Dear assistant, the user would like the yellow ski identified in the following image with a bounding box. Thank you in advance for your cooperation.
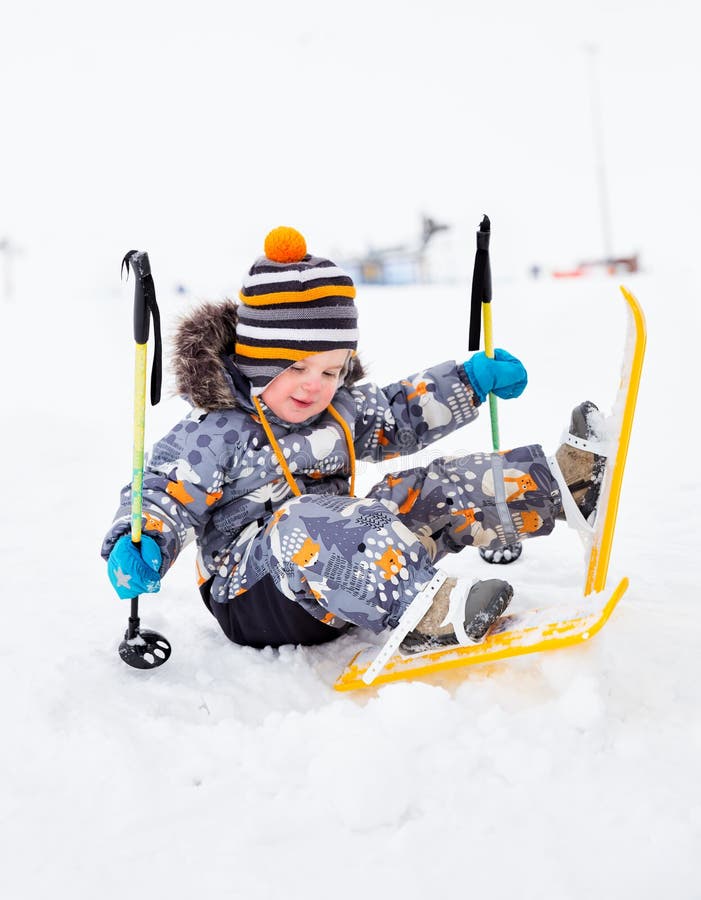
[335,286,646,692]
[585,286,646,595]
[335,579,629,691]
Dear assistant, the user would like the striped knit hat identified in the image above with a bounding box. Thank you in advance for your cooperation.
[235,227,359,396]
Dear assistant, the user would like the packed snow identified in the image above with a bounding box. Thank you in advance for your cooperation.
[1,268,699,899]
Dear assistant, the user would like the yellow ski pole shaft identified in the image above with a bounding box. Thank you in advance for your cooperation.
[131,342,148,546]
[127,262,151,639]
[482,300,500,451]
[124,341,148,639]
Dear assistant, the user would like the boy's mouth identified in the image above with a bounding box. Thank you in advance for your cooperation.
[291,397,314,409]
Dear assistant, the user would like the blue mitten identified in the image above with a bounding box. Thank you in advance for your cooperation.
[464,349,528,402]
[107,534,162,599]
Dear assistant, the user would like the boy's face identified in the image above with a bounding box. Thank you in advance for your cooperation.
[261,349,349,424]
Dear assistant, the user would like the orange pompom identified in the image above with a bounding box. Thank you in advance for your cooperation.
[264,226,307,263]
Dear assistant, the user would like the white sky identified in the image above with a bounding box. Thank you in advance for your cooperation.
[2,0,699,300]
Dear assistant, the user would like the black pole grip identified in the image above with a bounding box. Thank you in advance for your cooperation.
[468,214,492,351]
[126,251,152,344]
[121,249,162,405]
[476,214,492,304]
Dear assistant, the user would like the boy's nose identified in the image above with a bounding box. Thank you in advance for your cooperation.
[302,374,321,392]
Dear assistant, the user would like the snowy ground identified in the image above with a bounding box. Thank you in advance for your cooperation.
[2,269,700,899]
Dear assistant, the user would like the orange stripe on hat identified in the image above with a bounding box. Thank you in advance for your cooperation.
[238,284,356,306]
[234,344,315,361]
[235,343,358,361]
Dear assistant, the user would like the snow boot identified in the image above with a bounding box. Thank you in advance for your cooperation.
[555,401,607,522]
[400,577,513,655]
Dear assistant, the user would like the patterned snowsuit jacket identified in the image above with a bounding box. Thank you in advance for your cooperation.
[101,301,481,609]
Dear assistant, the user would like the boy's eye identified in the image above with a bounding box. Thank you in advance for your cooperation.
[289,365,340,378]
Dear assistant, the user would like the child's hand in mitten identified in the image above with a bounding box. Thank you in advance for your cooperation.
[463,349,527,402]
[107,534,162,599]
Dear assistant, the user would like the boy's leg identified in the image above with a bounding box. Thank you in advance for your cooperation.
[365,444,562,562]
[199,573,351,648]
[238,494,439,634]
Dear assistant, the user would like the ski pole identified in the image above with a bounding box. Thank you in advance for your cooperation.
[468,215,522,564]
[468,215,500,448]
[118,250,171,669]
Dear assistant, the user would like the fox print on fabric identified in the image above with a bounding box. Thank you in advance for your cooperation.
[374,546,405,580]
[291,536,321,568]
[504,473,539,502]
[514,509,543,534]
[451,507,479,532]
[401,375,452,428]
[482,467,538,502]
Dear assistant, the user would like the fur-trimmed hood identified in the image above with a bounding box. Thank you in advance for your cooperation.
[171,300,365,412]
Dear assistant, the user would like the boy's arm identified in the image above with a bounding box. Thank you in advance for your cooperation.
[351,359,480,462]
[101,411,246,574]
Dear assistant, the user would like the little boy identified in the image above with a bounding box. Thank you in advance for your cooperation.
[102,227,605,654]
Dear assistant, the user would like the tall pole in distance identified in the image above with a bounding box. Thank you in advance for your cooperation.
[584,44,614,264]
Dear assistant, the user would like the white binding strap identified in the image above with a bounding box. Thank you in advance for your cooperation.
[560,430,610,457]
[440,580,476,645]
[362,571,449,685]
[547,455,594,534]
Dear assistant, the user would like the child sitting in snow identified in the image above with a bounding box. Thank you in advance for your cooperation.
[102,227,605,654]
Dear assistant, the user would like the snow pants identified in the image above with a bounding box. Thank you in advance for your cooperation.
[203,444,562,645]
